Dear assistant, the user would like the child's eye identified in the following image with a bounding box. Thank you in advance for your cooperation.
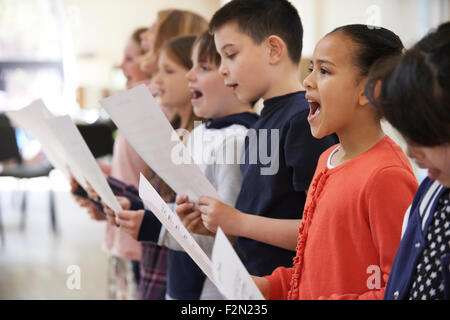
[165,68,174,74]
[320,68,330,75]
[200,64,211,72]
[307,67,313,73]
[226,53,236,60]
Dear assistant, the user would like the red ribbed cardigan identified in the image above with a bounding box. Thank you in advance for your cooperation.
[266,137,418,300]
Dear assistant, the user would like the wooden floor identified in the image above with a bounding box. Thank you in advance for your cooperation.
[0,175,108,299]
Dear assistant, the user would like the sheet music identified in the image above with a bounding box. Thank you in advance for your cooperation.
[5,100,86,188]
[138,173,217,286]
[43,115,121,212]
[101,84,220,203]
[212,228,265,300]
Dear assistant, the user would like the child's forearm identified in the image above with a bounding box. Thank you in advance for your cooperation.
[234,213,301,251]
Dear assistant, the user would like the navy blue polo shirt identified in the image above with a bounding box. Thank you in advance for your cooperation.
[234,91,339,276]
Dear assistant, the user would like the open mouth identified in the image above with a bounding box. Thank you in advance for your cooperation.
[307,99,321,122]
[191,90,203,100]
[153,88,164,98]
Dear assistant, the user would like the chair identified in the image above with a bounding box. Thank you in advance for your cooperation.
[0,114,57,246]
[76,120,116,159]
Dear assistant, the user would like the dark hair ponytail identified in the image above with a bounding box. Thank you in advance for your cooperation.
[366,22,450,146]
[329,24,404,77]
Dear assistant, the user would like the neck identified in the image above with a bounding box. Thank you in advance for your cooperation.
[212,101,252,120]
[176,102,193,129]
[334,114,385,166]
[263,63,304,100]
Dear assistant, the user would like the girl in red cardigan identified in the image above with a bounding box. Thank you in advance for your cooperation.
[253,24,419,300]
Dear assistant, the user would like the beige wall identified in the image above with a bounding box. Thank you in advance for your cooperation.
[61,0,220,107]
[292,0,449,56]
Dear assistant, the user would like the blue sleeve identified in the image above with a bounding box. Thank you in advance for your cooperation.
[137,210,162,243]
[283,110,338,191]
[129,198,144,211]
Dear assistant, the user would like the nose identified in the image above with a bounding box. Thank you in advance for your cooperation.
[140,29,149,42]
[303,71,315,90]
[119,58,126,71]
[219,61,229,78]
[153,72,162,85]
[185,68,196,82]
[406,144,424,161]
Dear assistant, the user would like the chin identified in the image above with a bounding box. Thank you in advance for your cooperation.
[238,92,259,105]
[193,106,206,119]
[310,127,324,139]
[438,176,450,188]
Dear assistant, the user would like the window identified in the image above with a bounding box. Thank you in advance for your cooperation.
[0,0,77,114]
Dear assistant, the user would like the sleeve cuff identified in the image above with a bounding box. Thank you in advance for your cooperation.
[129,198,144,211]
[264,266,293,300]
[137,210,162,242]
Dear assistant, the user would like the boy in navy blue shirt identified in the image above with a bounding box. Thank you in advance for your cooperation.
[177,0,338,277]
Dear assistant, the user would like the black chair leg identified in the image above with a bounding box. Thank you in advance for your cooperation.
[49,189,57,234]
[20,190,27,231]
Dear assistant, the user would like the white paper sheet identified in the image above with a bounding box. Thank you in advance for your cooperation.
[212,228,265,300]
[138,173,216,285]
[43,115,121,212]
[101,84,220,203]
[5,100,85,188]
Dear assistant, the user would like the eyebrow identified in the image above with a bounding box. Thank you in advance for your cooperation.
[220,43,234,51]
[312,59,336,67]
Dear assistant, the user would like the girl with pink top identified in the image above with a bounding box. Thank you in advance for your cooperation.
[72,10,208,300]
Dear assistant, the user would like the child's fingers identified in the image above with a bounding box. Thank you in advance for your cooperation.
[116,196,131,210]
[115,210,133,221]
[185,216,203,233]
[69,175,79,192]
[85,181,99,199]
[176,202,195,216]
[101,200,109,210]
[182,210,201,226]
[103,206,115,217]
[201,212,209,223]
[116,218,133,229]
[201,213,217,233]
[176,195,188,205]
[197,196,213,206]
[198,204,212,215]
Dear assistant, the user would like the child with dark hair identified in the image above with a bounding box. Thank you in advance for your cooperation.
[365,22,450,300]
[254,24,419,300]
[113,32,258,300]
[110,34,205,300]
[189,0,338,278]
[173,30,258,299]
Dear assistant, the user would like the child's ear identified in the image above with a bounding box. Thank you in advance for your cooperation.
[266,35,286,65]
[358,78,370,107]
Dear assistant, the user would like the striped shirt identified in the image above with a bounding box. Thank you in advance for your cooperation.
[385,178,450,300]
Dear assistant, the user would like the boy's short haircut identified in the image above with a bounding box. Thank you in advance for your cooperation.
[209,0,303,64]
